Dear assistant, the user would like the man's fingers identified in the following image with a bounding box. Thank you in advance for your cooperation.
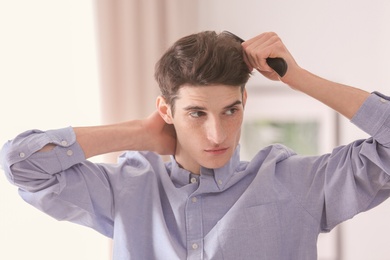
[242,32,284,72]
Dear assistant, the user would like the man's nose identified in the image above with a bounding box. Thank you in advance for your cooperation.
[206,117,227,145]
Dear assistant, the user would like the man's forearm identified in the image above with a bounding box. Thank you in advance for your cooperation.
[73,120,145,159]
[284,67,370,120]
[39,111,176,159]
[39,121,144,159]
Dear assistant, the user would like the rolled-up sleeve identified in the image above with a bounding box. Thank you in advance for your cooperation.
[351,91,390,147]
[2,127,85,186]
[0,127,114,237]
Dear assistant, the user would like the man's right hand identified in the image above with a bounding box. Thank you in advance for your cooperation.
[143,111,176,156]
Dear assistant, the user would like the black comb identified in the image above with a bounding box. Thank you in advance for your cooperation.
[223,31,288,77]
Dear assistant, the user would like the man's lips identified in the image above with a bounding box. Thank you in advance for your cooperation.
[204,147,229,155]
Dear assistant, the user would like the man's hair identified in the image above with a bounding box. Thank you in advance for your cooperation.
[154,31,251,112]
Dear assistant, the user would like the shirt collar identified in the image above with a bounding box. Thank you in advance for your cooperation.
[169,157,192,187]
[211,145,241,190]
[169,145,241,189]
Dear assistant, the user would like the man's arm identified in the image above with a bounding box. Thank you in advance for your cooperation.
[242,32,370,119]
[285,68,369,120]
[0,110,176,235]
[242,33,390,232]
[40,111,176,158]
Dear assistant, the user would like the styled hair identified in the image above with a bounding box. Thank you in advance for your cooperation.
[154,31,251,111]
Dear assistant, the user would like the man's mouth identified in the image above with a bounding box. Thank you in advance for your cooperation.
[204,147,229,155]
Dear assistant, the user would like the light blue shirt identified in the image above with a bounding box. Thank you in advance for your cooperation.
[2,92,390,259]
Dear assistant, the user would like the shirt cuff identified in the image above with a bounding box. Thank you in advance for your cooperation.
[351,91,390,147]
[3,127,86,171]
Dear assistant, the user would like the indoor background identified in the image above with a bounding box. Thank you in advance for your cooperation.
[1,1,389,259]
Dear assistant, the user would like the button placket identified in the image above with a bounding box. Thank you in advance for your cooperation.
[185,194,203,259]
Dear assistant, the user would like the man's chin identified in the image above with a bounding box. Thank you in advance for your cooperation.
[200,157,231,170]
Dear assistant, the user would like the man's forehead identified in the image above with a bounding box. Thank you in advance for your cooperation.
[177,84,242,97]
[175,84,243,108]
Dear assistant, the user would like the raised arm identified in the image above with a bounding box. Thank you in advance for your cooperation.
[242,32,370,119]
[40,110,176,158]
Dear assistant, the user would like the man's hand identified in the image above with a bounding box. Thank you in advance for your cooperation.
[242,32,299,83]
[143,111,176,155]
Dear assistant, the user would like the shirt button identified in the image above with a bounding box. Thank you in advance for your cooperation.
[66,150,73,156]
[218,179,223,185]
[19,152,25,158]
[191,197,197,203]
[192,243,198,250]
[380,97,387,103]
[190,177,197,184]
[61,140,68,146]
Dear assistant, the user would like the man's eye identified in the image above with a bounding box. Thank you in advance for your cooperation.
[189,111,205,118]
[225,108,238,116]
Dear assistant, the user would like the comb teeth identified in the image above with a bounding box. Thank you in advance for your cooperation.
[222,31,245,43]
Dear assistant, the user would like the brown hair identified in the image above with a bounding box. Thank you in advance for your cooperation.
[154,31,251,112]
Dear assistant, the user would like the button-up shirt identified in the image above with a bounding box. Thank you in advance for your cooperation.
[2,92,390,259]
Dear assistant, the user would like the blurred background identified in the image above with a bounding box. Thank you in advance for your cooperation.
[1,0,390,259]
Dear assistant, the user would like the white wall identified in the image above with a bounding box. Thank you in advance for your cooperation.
[0,1,109,259]
[197,0,390,259]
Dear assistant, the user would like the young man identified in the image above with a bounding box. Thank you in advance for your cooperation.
[1,31,390,259]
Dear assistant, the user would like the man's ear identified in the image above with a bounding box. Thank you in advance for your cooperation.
[156,96,173,124]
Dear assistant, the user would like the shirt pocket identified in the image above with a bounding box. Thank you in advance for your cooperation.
[215,203,282,259]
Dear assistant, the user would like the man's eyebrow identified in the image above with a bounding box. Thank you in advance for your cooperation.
[183,105,206,111]
[183,100,242,111]
[224,100,242,109]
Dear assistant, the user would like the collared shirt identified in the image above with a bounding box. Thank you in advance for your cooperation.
[2,92,390,259]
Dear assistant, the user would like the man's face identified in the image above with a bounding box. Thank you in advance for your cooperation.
[166,84,246,174]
